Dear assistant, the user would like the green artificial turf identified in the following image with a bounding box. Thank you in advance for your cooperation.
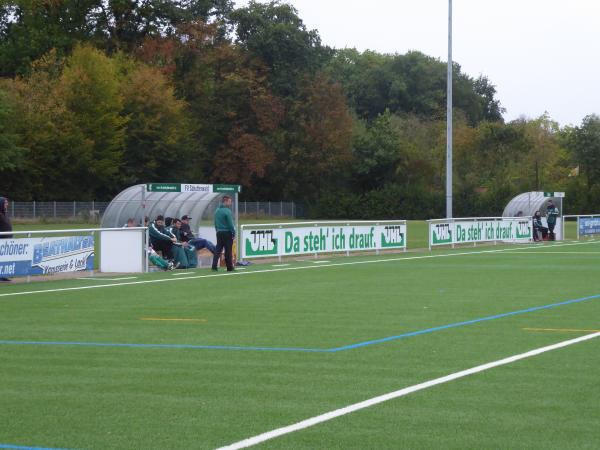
[1,240,599,449]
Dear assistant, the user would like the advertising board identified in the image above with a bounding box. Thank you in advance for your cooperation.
[429,218,532,247]
[242,222,406,258]
[0,235,94,277]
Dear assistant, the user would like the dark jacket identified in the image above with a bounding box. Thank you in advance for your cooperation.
[149,221,173,244]
[546,205,559,225]
[180,222,194,242]
[0,197,12,239]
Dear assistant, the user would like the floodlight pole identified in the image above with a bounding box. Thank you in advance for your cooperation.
[446,0,453,219]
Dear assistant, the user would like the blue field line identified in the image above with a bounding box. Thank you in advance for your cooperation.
[1,293,599,354]
[0,445,71,450]
[0,340,330,353]
[330,293,600,352]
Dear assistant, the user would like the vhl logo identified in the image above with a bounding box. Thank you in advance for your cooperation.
[245,230,278,256]
[516,221,531,239]
[381,225,404,247]
[433,223,452,243]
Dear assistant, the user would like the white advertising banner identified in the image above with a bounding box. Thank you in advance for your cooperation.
[0,235,94,277]
[242,222,406,258]
[429,218,532,247]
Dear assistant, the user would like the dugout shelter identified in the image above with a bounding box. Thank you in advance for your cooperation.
[101,183,241,243]
[502,191,564,240]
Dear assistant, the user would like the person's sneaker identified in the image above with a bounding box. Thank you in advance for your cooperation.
[167,261,175,271]
[173,262,181,269]
[211,267,218,272]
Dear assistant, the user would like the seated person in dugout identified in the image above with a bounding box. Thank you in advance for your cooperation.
[166,218,198,269]
[532,211,548,241]
[148,244,176,271]
[180,214,217,255]
[149,215,176,260]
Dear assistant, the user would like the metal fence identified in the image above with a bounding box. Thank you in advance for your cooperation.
[10,201,110,220]
[9,201,303,220]
[239,201,304,218]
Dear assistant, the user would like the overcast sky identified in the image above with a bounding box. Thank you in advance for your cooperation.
[235,0,600,126]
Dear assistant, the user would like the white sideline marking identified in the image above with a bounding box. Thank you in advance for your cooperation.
[0,240,597,299]
[310,260,330,264]
[171,272,197,276]
[77,277,138,281]
[216,332,600,450]
[503,251,600,255]
[272,264,290,267]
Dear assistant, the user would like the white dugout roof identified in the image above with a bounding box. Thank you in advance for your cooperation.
[502,192,563,218]
[101,184,226,230]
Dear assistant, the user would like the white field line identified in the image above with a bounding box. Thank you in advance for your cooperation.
[171,272,197,276]
[216,331,600,450]
[1,240,597,299]
[502,251,600,255]
[77,277,138,281]
[271,264,290,267]
[310,260,331,264]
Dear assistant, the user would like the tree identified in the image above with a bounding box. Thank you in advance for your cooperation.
[564,114,600,211]
[230,0,330,96]
[326,49,504,125]
[0,88,22,172]
[0,0,101,76]
[1,62,93,199]
[60,44,127,197]
[0,0,234,76]
[351,110,402,191]
[275,73,353,203]
[119,62,195,183]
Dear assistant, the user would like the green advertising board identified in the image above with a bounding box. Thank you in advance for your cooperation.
[146,183,241,193]
[146,183,182,193]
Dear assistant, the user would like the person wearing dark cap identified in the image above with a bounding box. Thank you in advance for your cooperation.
[546,200,560,241]
[212,195,235,271]
[0,197,13,282]
[180,214,216,255]
[180,215,194,242]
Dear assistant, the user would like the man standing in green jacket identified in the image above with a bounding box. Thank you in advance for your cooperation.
[546,200,560,241]
[212,195,236,272]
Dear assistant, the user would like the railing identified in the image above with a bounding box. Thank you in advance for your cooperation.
[427,217,533,250]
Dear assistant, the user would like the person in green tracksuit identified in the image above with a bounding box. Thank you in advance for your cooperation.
[169,219,198,268]
[546,200,560,241]
[149,215,176,260]
[212,195,235,271]
[164,219,191,269]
